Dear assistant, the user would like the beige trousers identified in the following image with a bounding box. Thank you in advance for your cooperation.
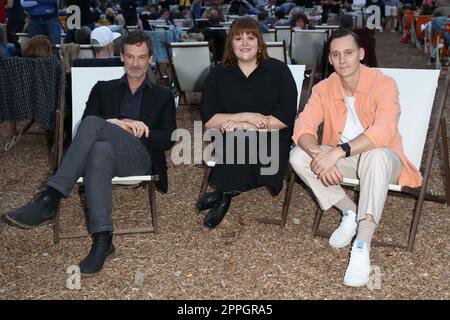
[289,145,403,225]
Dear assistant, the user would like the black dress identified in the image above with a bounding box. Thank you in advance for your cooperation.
[200,58,297,196]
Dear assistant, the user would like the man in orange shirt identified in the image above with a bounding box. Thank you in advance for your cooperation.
[290,29,421,287]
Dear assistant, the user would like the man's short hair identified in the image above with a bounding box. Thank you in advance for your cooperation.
[328,29,362,52]
[120,30,153,56]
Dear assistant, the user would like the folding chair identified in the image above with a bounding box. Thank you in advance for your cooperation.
[414,15,434,49]
[148,20,168,30]
[166,41,212,106]
[266,41,287,64]
[314,24,339,38]
[226,15,240,23]
[196,65,309,226]
[274,26,291,49]
[55,44,95,59]
[290,29,328,68]
[53,66,159,243]
[208,26,230,35]
[262,29,276,43]
[15,32,30,51]
[282,68,450,252]
[0,56,64,156]
[173,19,186,28]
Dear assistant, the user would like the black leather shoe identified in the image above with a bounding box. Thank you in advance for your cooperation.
[203,193,232,229]
[5,193,58,229]
[196,190,222,211]
[80,231,115,276]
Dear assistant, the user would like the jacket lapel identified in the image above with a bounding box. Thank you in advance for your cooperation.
[110,80,124,116]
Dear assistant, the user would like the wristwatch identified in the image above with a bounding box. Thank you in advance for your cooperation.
[339,143,351,157]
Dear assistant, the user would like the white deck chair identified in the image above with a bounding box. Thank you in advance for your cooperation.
[226,15,240,23]
[125,25,139,31]
[283,68,450,252]
[291,29,327,67]
[197,65,308,225]
[53,66,159,242]
[314,24,339,38]
[266,41,287,64]
[219,21,232,27]
[208,26,230,35]
[173,19,186,28]
[167,41,211,105]
[274,26,291,47]
[77,45,95,59]
[16,33,30,51]
[262,29,276,43]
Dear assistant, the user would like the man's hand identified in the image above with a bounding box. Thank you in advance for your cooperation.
[310,147,343,177]
[107,119,149,138]
[319,166,343,187]
[307,145,322,158]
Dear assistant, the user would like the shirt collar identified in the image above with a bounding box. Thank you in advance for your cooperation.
[119,74,153,91]
[331,64,373,100]
[229,58,271,76]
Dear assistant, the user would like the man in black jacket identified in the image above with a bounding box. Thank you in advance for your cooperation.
[5,30,176,275]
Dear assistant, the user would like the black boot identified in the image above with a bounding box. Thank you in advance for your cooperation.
[196,190,222,211]
[79,231,115,276]
[5,187,62,229]
[203,192,232,229]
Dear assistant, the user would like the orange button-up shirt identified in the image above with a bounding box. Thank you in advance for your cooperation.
[292,65,422,188]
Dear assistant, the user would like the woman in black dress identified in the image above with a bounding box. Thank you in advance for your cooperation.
[197,17,298,229]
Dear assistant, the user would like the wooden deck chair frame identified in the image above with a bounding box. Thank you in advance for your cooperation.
[266,41,287,64]
[314,25,339,38]
[281,69,450,252]
[53,66,159,243]
[166,41,212,106]
[196,64,313,226]
[274,26,292,58]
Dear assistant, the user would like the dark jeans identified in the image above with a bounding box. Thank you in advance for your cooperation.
[28,16,61,45]
[7,19,25,47]
[48,116,151,234]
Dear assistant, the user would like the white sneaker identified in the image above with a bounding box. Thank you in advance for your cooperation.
[343,240,371,287]
[329,210,357,248]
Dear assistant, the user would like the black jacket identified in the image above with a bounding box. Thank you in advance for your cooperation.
[82,79,176,193]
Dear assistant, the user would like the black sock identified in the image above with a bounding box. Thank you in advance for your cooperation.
[44,186,64,205]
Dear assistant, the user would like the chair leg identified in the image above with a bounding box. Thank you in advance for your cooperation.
[148,181,158,234]
[311,207,324,237]
[280,169,296,227]
[256,168,295,226]
[439,117,450,205]
[196,166,211,214]
[52,111,61,173]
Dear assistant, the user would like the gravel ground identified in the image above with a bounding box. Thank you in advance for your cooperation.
[0,31,449,300]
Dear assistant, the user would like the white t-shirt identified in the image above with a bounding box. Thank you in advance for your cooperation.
[340,95,365,144]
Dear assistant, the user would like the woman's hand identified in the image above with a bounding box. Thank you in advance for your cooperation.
[220,120,258,133]
[242,112,270,130]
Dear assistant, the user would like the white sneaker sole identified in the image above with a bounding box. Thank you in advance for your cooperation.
[329,230,356,248]
[343,277,369,287]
